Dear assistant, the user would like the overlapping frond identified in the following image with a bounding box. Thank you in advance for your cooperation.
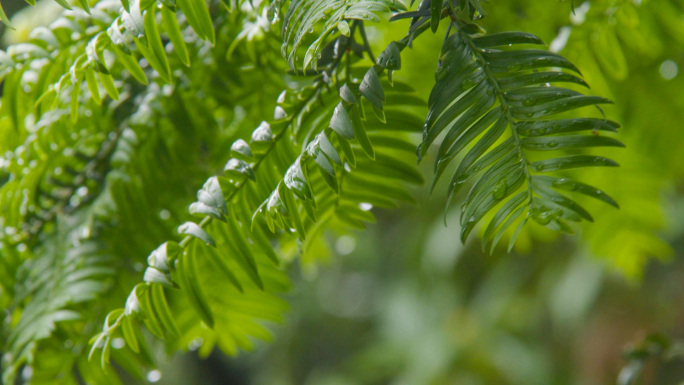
[0,0,216,129]
[2,0,214,39]
[0,2,282,381]
[253,72,423,245]
[0,109,123,246]
[2,238,116,384]
[280,0,405,70]
[391,0,486,33]
[89,37,425,362]
[418,23,623,252]
[0,78,216,384]
[0,0,631,381]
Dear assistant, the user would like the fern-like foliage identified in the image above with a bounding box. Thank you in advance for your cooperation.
[2,238,117,383]
[0,0,627,382]
[0,0,221,124]
[0,1,281,381]
[88,29,424,367]
[280,0,406,70]
[417,15,623,252]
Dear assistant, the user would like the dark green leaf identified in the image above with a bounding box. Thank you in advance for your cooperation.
[351,105,374,159]
[483,49,581,74]
[143,7,171,80]
[203,243,244,292]
[430,0,442,32]
[177,250,214,327]
[531,155,619,172]
[279,183,305,239]
[161,4,190,66]
[330,103,355,139]
[111,45,148,85]
[516,118,620,136]
[318,132,341,165]
[359,69,385,109]
[510,95,612,119]
[149,284,179,338]
[121,316,139,353]
[522,135,625,151]
[532,175,619,208]
[482,191,527,252]
[225,212,264,289]
[472,32,545,48]
[96,71,120,101]
[340,84,357,105]
[498,71,588,90]
[376,41,402,70]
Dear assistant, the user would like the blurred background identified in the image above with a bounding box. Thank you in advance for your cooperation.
[3,0,684,384]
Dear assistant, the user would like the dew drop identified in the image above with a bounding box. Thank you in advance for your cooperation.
[492,180,507,199]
